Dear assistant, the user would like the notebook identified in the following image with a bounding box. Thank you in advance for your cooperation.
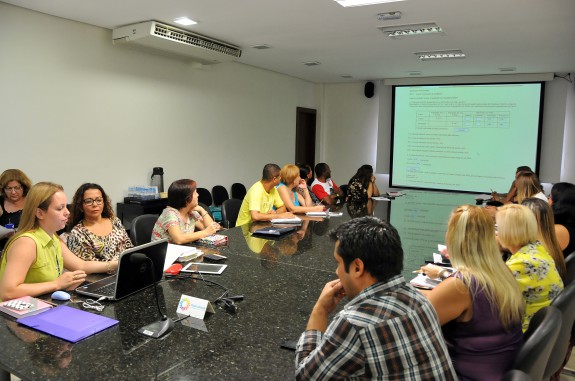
[17,305,119,343]
[253,226,296,236]
[0,296,53,319]
[75,239,168,301]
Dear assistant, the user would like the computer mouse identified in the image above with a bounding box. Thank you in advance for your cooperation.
[51,291,71,301]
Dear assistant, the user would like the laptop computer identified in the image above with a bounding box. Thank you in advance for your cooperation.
[75,239,168,301]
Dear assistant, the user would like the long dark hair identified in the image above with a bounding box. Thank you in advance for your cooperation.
[348,164,373,189]
[70,183,114,227]
[551,182,575,225]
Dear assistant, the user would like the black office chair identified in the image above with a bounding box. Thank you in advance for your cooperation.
[563,251,575,286]
[544,284,575,378]
[509,306,562,381]
[129,214,159,246]
[221,199,242,228]
[339,184,348,199]
[501,370,532,381]
[231,183,247,200]
[197,187,213,206]
[212,185,229,206]
[198,202,213,219]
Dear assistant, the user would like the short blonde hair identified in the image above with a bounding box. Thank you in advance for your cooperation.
[280,164,300,186]
[496,204,538,249]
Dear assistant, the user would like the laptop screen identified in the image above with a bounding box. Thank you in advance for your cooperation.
[109,241,168,299]
[115,239,168,300]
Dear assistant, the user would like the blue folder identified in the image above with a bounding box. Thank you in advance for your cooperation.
[17,305,119,343]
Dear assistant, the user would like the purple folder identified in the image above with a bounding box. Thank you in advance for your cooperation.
[17,305,119,343]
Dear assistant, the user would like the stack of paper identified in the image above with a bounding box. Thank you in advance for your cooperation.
[410,274,441,290]
[271,217,302,225]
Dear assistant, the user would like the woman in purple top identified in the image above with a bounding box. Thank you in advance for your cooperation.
[420,205,524,381]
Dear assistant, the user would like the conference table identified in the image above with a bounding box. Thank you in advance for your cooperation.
[0,190,478,380]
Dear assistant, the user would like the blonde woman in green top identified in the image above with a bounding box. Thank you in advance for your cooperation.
[0,182,118,301]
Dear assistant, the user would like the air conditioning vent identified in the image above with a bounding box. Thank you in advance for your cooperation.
[112,21,241,64]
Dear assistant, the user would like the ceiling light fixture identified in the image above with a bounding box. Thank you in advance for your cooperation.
[251,44,271,50]
[173,17,197,26]
[334,0,405,8]
[378,22,444,39]
[377,11,402,21]
[302,61,321,66]
[414,50,466,61]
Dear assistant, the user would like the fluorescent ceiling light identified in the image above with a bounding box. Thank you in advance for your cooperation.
[414,50,466,61]
[378,22,444,39]
[173,17,197,26]
[335,0,405,7]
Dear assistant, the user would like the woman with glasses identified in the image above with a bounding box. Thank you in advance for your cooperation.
[67,183,132,261]
[0,169,33,250]
[0,182,118,300]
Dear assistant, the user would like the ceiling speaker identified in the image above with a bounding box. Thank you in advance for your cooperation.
[364,82,375,98]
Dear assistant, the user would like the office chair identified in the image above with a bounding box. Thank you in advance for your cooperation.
[545,284,575,378]
[509,306,561,381]
[198,202,213,220]
[564,251,575,286]
[197,188,213,206]
[129,214,159,246]
[501,370,532,381]
[211,185,229,206]
[339,184,348,199]
[221,199,242,228]
[231,183,247,200]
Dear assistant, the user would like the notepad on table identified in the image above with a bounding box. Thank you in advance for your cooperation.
[0,296,53,319]
[410,274,441,290]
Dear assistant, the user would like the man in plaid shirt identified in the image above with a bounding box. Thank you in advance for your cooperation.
[295,217,456,380]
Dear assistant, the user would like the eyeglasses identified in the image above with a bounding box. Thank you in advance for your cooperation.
[83,198,104,206]
[4,185,23,193]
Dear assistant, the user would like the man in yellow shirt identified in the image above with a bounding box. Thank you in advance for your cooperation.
[236,164,295,226]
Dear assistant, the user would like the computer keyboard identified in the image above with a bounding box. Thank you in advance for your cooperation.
[94,282,115,296]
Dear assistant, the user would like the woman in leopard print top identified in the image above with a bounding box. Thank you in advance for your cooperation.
[67,183,132,261]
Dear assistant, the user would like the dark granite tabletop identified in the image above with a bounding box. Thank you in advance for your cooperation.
[0,191,476,380]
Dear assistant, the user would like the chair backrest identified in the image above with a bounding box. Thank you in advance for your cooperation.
[212,185,229,206]
[501,370,532,381]
[129,214,159,246]
[545,284,575,378]
[339,184,348,199]
[564,251,575,286]
[197,187,213,206]
[198,202,213,219]
[511,306,562,381]
[231,183,247,200]
[221,199,242,228]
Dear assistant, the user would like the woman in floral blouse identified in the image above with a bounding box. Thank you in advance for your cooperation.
[67,183,132,261]
[496,204,563,331]
[346,164,380,204]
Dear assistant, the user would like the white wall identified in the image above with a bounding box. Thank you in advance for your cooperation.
[0,3,317,205]
[318,82,382,189]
